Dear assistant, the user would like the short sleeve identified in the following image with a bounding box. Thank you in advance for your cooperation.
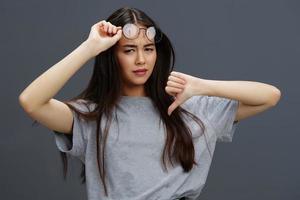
[53,100,89,162]
[189,95,239,142]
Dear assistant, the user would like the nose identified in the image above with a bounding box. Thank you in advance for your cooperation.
[135,50,146,65]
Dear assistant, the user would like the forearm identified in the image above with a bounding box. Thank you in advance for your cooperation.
[194,79,281,106]
[19,41,95,112]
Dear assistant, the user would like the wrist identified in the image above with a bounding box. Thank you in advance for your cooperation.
[79,41,94,59]
[192,78,215,97]
[81,40,103,58]
[204,79,215,96]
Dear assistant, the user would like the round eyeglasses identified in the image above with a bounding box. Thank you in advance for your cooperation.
[122,23,163,43]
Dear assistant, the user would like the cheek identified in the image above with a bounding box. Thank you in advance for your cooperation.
[117,55,134,70]
[149,52,157,66]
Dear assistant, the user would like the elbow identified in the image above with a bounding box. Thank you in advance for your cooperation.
[268,86,281,107]
[19,94,34,113]
[19,93,27,107]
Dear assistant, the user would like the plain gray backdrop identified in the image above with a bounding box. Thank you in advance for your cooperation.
[2,0,299,199]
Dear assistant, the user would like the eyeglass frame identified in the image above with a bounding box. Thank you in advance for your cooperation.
[122,23,163,43]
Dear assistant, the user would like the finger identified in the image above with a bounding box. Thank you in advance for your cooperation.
[94,20,106,27]
[98,21,106,31]
[112,29,122,40]
[165,86,182,92]
[102,22,109,31]
[167,107,173,116]
[165,86,183,94]
[170,87,183,93]
[108,23,113,34]
[103,22,109,33]
[168,102,179,116]
[113,26,117,34]
[99,24,105,31]
[166,90,176,97]
[165,86,176,96]
[169,76,186,85]
[92,21,104,32]
[167,80,185,89]
[108,22,115,34]
[98,25,105,34]
[170,91,176,96]
[170,71,185,80]
[168,75,186,84]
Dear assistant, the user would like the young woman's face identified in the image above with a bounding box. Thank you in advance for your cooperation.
[115,24,157,91]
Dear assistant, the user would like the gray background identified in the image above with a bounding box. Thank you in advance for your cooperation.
[2,0,299,199]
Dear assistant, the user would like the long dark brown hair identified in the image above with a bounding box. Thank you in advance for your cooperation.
[33,6,212,197]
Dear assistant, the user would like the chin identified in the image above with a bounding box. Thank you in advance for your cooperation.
[129,77,149,85]
[123,71,151,85]
[132,79,148,85]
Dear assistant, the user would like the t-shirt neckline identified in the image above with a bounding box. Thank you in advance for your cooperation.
[120,95,153,104]
[121,95,151,99]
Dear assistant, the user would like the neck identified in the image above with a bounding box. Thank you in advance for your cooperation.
[122,85,146,97]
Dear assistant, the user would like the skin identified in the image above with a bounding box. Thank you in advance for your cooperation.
[92,20,282,120]
[18,19,281,137]
[114,24,157,97]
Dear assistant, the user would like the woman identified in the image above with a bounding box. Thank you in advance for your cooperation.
[19,6,281,200]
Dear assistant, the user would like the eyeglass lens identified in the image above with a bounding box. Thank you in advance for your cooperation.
[122,23,162,43]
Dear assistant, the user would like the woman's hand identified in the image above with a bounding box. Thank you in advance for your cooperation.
[165,71,209,116]
[85,20,123,57]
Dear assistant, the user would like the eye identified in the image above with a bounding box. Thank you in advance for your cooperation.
[145,48,154,52]
[124,49,134,53]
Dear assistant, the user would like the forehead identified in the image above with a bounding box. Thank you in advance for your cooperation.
[117,24,154,47]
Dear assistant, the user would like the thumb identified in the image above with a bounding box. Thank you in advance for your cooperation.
[112,29,122,41]
[167,101,179,116]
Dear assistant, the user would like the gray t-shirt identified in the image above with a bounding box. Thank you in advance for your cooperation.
[53,95,239,200]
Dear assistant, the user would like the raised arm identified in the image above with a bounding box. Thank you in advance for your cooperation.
[19,41,93,112]
[18,20,123,134]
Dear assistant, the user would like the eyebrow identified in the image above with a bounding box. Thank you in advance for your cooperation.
[122,43,155,48]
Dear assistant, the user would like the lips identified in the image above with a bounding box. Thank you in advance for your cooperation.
[133,68,147,72]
